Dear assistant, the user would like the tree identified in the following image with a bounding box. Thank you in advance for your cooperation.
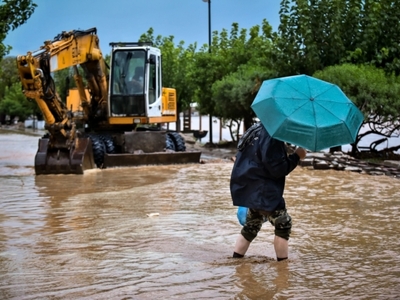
[0,0,37,60]
[314,63,400,154]
[212,64,275,141]
[0,56,22,123]
[275,0,400,76]
[0,82,38,121]
[192,21,276,132]
[0,56,20,98]
[274,0,348,76]
[0,1,36,123]
[345,0,400,75]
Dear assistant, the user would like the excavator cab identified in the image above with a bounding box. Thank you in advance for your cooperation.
[108,43,176,126]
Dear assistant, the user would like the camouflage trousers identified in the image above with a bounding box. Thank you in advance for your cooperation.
[241,208,292,242]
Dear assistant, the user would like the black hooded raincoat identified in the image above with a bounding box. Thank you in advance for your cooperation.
[230,124,300,212]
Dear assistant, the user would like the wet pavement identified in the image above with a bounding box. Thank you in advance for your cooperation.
[1,130,400,299]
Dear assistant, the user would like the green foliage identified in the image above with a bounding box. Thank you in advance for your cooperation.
[314,63,400,152]
[0,1,37,122]
[0,82,38,121]
[275,0,347,75]
[0,56,19,98]
[276,0,400,75]
[192,20,276,124]
[0,0,37,60]
[212,65,275,129]
[346,0,400,74]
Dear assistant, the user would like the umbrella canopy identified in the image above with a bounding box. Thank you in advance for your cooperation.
[251,75,364,152]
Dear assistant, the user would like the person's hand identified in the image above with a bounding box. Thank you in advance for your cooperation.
[295,147,307,160]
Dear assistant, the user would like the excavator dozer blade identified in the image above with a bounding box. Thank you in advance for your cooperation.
[35,137,96,175]
[103,151,202,168]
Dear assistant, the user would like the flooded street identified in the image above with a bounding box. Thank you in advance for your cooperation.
[1,131,400,299]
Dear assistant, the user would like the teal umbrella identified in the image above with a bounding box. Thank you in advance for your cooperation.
[251,75,364,151]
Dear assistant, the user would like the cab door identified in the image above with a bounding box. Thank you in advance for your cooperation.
[146,52,162,118]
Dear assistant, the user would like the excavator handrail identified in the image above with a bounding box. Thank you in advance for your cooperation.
[109,41,153,48]
[52,27,97,42]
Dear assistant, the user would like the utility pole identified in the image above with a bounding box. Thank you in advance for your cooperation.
[203,0,213,144]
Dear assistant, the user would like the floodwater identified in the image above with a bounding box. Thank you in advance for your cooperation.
[1,131,400,299]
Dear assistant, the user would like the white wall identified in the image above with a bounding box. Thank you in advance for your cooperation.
[24,120,45,130]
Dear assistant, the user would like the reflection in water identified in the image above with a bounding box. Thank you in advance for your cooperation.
[1,132,400,299]
[234,259,290,299]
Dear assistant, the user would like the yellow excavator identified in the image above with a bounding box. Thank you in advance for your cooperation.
[16,27,201,175]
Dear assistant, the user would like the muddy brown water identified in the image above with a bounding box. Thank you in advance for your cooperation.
[1,131,400,299]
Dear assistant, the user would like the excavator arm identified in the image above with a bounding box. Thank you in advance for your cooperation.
[16,27,108,147]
